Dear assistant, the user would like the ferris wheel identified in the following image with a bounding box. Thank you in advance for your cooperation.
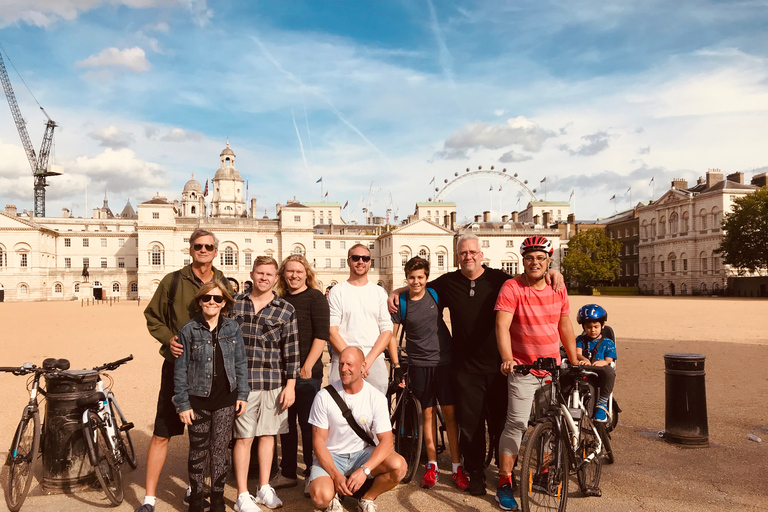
[431,165,538,203]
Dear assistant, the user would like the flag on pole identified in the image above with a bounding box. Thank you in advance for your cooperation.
[569,190,574,200]
[429,176,435,185]
[540,177,546,183]
[247,180,249,194]
[499,185,502,191]
[627,186,631,193]
[489,185,493,191]
[649,177,654,185]
[343,200,348,209]
[324,192,328,197]
[203,179,208,197]
[609,194,616,201]
[316,177,323,183]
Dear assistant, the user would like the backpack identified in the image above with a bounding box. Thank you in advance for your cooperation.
[398,288,439,322]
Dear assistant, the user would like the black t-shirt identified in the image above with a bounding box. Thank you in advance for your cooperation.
[391,291,452,367]
[190,317,237,411]
[283,287,330,380]
[430,266,511,375]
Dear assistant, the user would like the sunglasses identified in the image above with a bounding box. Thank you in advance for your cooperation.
[200,294,225,304]
[193,243,215,252]
[469,280,476,297]
[349,255,371,262]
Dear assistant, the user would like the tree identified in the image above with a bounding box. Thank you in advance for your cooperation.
[717,186,768,274]
[561,228,621,289]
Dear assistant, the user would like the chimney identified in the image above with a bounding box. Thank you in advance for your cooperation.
[567,213,575,224]
[533,214,540,225]
[706,169,723,188]
[543,212,551,226]
[62,208,70,218]
[250,197,258,218]
[474,215,481,222]
[5,205,17,216]
[511,211,519,222]
[501,214,509,222]
[483,210,490,222]
[450,211,456,230]
[726,172,744,184]
[751,172,767,188]
[697,176,705,185]
[671,178,688,190]
[443,214,450,228]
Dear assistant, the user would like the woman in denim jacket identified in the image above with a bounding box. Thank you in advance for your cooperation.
[174,280,249,512]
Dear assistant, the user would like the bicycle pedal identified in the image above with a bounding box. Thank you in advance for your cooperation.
[119,422,134,432]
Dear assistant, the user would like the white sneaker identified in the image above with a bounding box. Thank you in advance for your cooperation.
[303,476,311,497]
[234,493,262,512]
[358,498,377,512]
[327,494,343,512]
[256,485,283,509]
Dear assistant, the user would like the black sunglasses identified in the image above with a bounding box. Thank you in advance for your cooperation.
[200,294,225,304]
[349,255,371,262]
[193,243,215,251]
[469,280,476,297]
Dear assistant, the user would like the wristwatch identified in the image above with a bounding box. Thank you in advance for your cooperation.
[361,465,371,476]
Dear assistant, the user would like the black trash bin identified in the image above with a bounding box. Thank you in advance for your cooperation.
[42,370,100,492]
[664,353,708,446]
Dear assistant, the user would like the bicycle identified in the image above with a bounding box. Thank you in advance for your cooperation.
[76,354,136,506]
[385,348,423,484]
[515,357,603,512]
[1,357,71,512]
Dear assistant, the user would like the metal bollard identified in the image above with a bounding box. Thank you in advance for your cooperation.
[664,353,708,446]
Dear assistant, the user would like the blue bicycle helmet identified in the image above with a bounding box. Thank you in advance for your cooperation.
[577,304,607,325]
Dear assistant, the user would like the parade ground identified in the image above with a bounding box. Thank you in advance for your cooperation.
[1,295,766,511]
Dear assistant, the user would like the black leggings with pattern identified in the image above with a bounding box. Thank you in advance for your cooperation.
[188,406,236,498]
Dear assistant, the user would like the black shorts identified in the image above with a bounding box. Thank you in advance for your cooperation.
[153,359,186,438]
[409,364,455,409]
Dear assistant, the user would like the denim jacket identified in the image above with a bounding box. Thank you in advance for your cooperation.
[173,315,250,413]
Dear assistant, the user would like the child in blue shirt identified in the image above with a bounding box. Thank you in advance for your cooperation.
[576,304,617,423]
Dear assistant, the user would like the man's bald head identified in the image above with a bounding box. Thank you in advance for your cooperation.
[340,346,365,364]
[338,346,366,390]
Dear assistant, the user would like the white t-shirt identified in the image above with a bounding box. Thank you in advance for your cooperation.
[328,280,393,354]
[308,380,392,454]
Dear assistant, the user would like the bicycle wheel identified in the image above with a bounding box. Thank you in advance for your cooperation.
[84,411,123,505]
[484,415,498,468]
[108,395,137,469]
[520,421,568,512]
[5,410,41,512]
[595,422,614,464]
[576,418,602,494]
[394,394,423,484]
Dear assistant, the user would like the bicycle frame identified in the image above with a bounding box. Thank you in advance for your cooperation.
[81,380,122,465]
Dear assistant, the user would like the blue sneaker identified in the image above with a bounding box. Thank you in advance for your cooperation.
[495,482,518,511]
[594,396,609,423]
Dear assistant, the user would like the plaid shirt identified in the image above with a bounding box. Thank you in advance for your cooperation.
[232,291,300,391]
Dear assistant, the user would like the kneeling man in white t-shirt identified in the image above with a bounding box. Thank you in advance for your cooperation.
[308,347,406,512]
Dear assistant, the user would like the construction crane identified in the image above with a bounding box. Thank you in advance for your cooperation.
[0,48,59,217]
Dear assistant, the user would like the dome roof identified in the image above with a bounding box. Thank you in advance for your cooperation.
[221,147,235,157]
[214,166,243,181]
[183,177,203,193]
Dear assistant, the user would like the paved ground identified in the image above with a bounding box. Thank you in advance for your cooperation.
[1,297,766,511]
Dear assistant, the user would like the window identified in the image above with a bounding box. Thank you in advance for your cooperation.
[682,212,689,233]
[633,226,637,236]
[245,253,252,267]
[700,210,707,230]
[118,238,125,247]
[340,241,346,249]
[634,262,639,275]
[152,212,159,219]
[64,238,71,247]
[74,283,80,293]
[325,241,331,249]
[369,242,375,250]
[659,217,666,236]
[506,240,514,247]
[136,258,139,267]
[481,240,489,248]
[670,213,678,234]
[437,254,445,267]
[293,246,304,255]
[701,253,708,272]
[152,246,162,266]
[266,239,273,244]
[340,259,346,268]
[325,258,331,268]
[101,238,107,247]
[419,249,428,259]
[625,228,629,237]
[65,257,71,268]
[54,283,62,293]
[660,261,665,273]
[0,248,3,267]
[245,238,251,244]
[501,261,518,275]
[101,258,108,268]
[401,254,409,267]
[20,253,28,267]
[223,247,235,266]
[183,238,190,243]
[112,283,120,293]
[683,259,688,271]
[83,238,89,247]
[671,259,676,272]
[130,283,138,293]
[118,258,125,268]
[183,258,190,266]
[19,284,28,295]
[83,258,89,268]
[294,215,301,222]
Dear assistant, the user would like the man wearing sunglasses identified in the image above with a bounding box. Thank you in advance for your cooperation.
[141,229,233,512]
[328,244,393,395]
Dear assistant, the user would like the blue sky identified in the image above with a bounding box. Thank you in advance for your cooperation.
[1,0,768,223]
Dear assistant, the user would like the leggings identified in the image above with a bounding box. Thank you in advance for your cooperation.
[188,405,236,498]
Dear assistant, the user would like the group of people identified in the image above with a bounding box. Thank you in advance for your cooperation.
[137,227,617,512]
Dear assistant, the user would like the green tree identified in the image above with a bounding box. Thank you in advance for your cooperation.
[717,187,768,274]
[561,228,621,288]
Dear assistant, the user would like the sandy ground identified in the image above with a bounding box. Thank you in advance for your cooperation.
[0,296,767,512]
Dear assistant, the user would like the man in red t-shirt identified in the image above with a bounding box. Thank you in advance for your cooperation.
[492,236,587,511]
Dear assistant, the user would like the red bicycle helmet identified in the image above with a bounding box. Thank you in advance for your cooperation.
[520,236,554,257]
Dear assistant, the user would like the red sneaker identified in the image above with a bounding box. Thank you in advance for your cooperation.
[452,466,470,491]
[422,463,439,489]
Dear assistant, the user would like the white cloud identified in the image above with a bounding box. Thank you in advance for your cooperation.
[76,47,151,73]
[88,125,135,149]
[559,131,611,157]
[179,0,212,27]
[498,150,533,163]
[160,128,203,142]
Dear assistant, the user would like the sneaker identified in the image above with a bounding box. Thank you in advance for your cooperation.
[467,471,487,496]
[184,487,211,510]
[531,472,549,494]
[135,505,155,512]
[326,494,342,512]
[452,466,469,491]
[234,493,262,512]
[269,474,298,489]
[594,397,609,423]
[357,498,377,512]
[256,485,283,509]
[303,476,311,498]
[495,482,519,511]
[421,463,439,489]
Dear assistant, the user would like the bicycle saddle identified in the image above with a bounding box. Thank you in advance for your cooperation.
[42,358,70,370]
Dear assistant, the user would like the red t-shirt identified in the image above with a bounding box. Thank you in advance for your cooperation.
[494,276,570,367]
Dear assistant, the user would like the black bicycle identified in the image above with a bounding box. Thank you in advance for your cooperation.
[386,348,423,484]
[515,358,603,512]
[1,358,71,512]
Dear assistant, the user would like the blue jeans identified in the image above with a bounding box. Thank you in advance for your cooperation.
[280,377,321,478]
[309,446,376,482]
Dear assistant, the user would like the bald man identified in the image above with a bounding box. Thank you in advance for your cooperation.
[308,347,406,512]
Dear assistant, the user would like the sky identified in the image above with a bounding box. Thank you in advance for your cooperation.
[1,0,768,224]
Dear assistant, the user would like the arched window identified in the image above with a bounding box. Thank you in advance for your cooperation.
[130,282,138,293]
[151,245,162,266]
[19,284,28,296]
[641,221,648,239]
[681,283,687,295]
[711,207,721,230]
[0,247,4,267]
[223,247,235,266]
[700,209,708,230]
[293,246,305,256]
[650,256,655,276]
[74,283,80,293]
[700,283,707,294]
[112,282,120,293]
[642,257,648,276]
[418,249,428,260]
[668,253,677,273]
[659,216,666,236]
[191,206,196,214]
[700,251,708,272]
[54,283,62,293]
[669,213,678,234]
[682,212,689,233]
[650,219,657,237]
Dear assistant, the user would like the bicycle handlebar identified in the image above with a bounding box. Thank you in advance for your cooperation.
[513,357,599,378]
[92,354,133,372]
